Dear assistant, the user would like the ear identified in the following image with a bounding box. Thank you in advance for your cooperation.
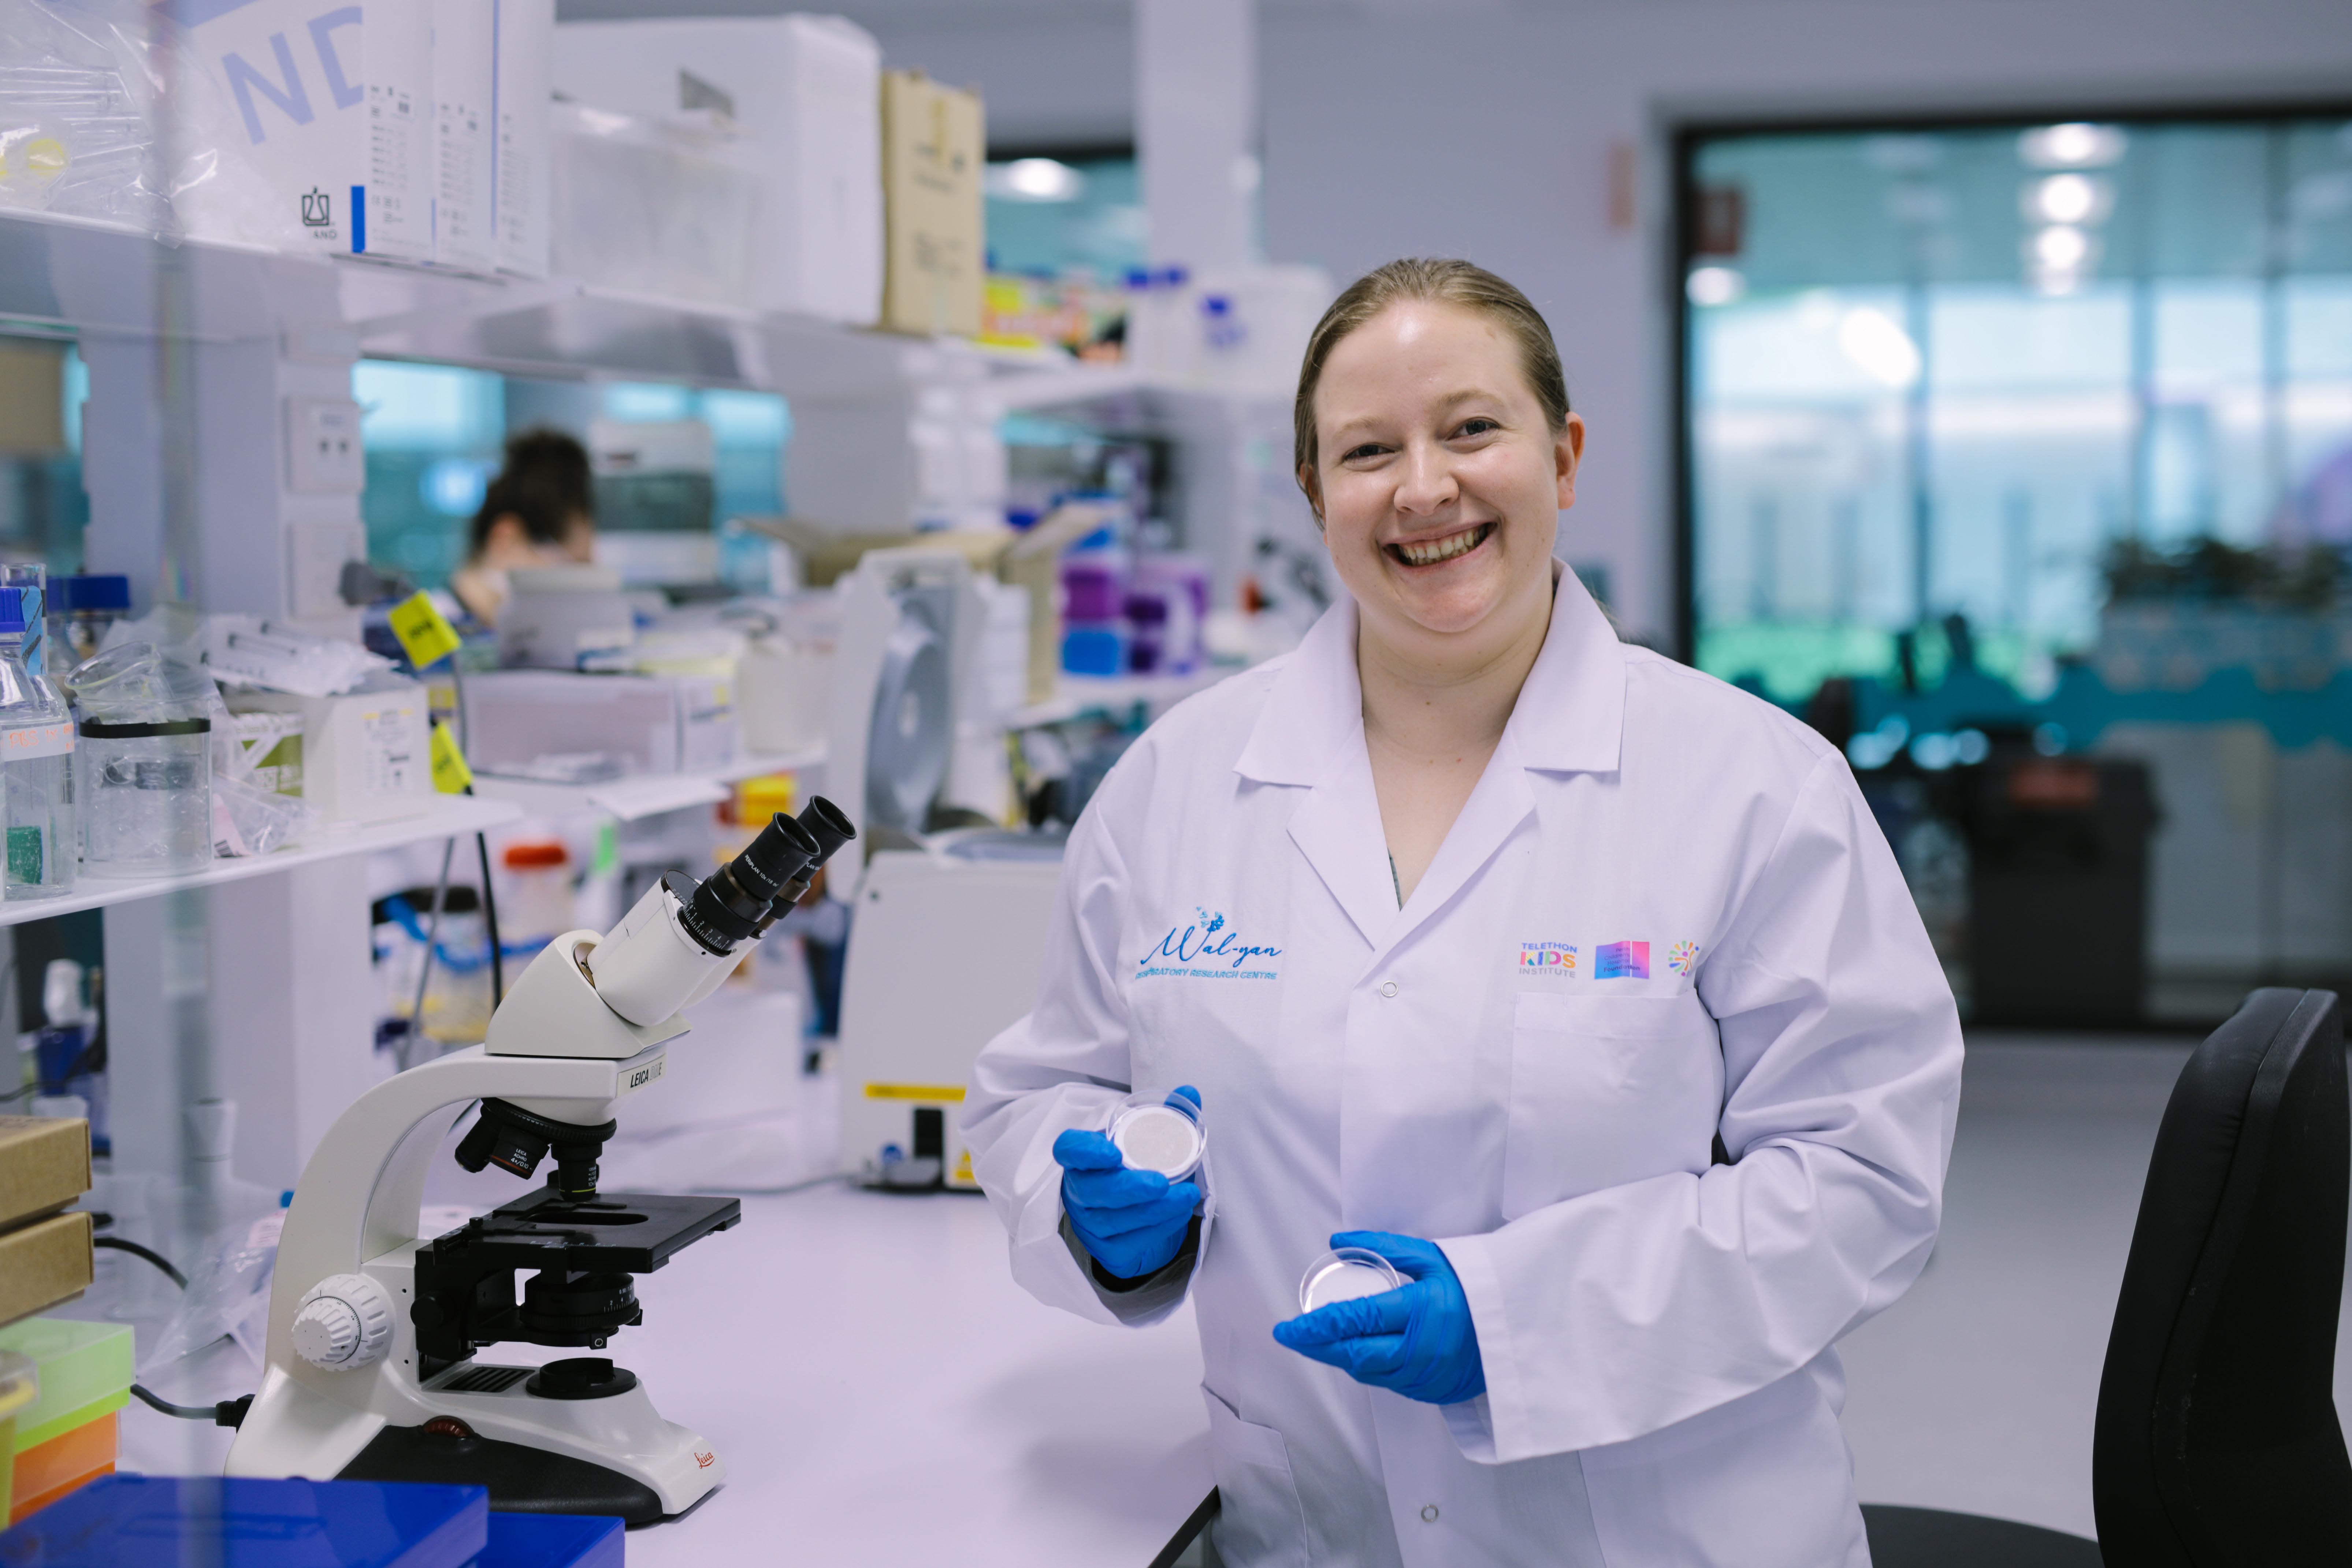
[1298,464,1326,532]
[1554,413,1587,512]
[481,514,530,558]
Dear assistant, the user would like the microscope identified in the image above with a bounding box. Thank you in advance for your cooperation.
[224,798,855,1524]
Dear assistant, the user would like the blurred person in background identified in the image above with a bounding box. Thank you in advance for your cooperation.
[450,428,598,626]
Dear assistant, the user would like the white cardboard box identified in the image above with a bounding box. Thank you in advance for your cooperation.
[461,670,737,778]
[431,0,496,271]
[493,0,554,277]
[235,674,432,824]
[551,14,881,323]
[179,0,434,261]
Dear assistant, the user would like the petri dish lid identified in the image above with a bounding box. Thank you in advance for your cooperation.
[1298,1248,1405,1314]
[1109,1095,1204,1180]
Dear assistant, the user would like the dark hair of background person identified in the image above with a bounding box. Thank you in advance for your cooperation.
[1292,257,1572,513]
[469,427,595,557]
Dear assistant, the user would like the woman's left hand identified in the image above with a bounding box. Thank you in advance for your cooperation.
[1272,1231,1487,1406]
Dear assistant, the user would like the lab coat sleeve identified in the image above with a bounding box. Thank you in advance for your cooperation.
[961,778,1202,1329]
[1438,753,1962,1464]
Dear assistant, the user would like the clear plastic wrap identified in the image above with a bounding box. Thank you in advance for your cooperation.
[212,772,312,858]
[0,0,302,246]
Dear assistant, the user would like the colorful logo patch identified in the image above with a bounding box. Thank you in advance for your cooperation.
[1667,941,1700,976]
[1595,940,1650,980]
[1519,942,1578,976]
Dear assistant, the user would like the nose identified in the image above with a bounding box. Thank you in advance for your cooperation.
[1393,438,1459,518]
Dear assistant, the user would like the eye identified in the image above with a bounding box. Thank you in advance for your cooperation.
[1340,442,1389,462]
[1453,417,1501,439]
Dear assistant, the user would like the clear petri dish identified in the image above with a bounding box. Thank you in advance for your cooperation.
[1298,1247,1406,1314]
[1108,1093,1205,1181]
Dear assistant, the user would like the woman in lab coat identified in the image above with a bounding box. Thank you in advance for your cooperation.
[962,259,1962,1568]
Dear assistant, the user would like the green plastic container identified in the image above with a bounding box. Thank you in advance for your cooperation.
[0,1349,35,1523]
[0,1321,130,1460]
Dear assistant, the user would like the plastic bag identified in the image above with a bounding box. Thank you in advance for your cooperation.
[203,617,391,698]
[212,772,311,858]
[138,1211,282,1375]
[67,639,222,725]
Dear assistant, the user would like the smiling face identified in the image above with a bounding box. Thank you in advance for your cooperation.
[1303,300,1583,670]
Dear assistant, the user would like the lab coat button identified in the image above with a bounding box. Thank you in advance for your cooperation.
[1380,981,1398,998]
[1420,1504,1439,1522]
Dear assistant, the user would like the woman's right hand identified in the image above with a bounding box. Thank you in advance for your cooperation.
[1054,1102,1203,1281]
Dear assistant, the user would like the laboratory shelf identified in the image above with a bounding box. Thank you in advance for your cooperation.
[472,746,826,824]
[0,793,520,929]
[1006,669,1228,728]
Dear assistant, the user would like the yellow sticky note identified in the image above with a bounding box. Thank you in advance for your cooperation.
[429,721,473,794]
[389,591,462,670]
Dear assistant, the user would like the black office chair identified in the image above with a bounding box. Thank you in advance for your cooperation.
[1154,990,2352,1565]
[1866,986,2352,1565]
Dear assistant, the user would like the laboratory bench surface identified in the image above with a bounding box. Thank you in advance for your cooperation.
[108,1033,2352,1556]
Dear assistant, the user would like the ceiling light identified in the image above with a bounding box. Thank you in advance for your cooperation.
[1686,265,1746,307]
[986,157,1085,203]
[2018,122,2127,170]
[1837,307,1921,389]
[2035,224,2090,269]
[2030,173,2099,224]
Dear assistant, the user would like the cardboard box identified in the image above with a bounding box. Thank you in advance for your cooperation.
[235,675,432,825]
[0,1215,93,1328]
[880,71,983,337]
[179,0,432,259]
[550,15,881,323]
[493,0,554,277]
[431,0,497,272]
[0,1118,89,1234]
[461,671,737,779]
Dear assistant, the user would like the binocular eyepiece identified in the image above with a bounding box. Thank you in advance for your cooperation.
[675,795,857,956]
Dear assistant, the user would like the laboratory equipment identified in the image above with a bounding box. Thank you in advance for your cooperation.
[0,592,73,899]
[461,670,736,780]
[226,796,854,1524]
[233,675,430,824]
[825,548,986,847]
[836,832,1063,1190]
[0,1475,486,1567]
[1110,1092,1205,1181]
[496,565,634,670]
[71,642,213,879]
[1274,1233,1486,1406]
[1297,1248,1404,1314]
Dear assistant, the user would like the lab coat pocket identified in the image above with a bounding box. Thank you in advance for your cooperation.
[1202,1386,1308,1568]
[1502,992,1723,1219]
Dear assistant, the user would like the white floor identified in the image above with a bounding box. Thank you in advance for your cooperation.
[109,1031,2350,1558]
[1839,1032,2352,1539]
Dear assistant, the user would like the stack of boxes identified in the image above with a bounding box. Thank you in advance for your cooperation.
[0,1115,98,1521]
[0,1318,133,1524]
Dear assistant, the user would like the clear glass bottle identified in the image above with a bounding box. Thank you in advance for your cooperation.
[0,589,75,900]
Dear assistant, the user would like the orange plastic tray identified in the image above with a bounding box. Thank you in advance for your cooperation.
[11,1412,116,1524]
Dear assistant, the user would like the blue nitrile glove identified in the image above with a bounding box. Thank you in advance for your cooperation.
[1271,1230,1486,1405]
[1054,1086,1204,1282]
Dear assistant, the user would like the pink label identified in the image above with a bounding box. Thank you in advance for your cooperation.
[2,722,74,759]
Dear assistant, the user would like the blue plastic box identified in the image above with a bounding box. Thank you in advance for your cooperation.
[0,1474,486,1567]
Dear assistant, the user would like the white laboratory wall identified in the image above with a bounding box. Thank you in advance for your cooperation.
[788,0,2352,644]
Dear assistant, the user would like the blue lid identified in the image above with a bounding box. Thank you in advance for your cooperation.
[484,1512,625,1568]
[0,1475,489,1568]
[54,576,130,613]
[0,588,23,636]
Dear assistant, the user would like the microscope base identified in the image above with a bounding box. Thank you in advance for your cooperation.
[339,1423,670,1526]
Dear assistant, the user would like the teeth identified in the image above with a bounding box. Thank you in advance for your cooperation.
[1394,525,1489,567]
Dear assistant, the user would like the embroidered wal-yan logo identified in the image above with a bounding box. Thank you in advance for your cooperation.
[1667,941,1701,976]
[1137,907,1282,981]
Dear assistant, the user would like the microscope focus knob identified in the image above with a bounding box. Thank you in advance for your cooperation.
[292,1273,395,1370]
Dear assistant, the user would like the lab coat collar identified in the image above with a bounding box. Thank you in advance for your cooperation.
[1233,563,1628,788]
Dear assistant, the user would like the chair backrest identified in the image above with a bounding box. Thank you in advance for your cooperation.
[2092,988,2352,1563]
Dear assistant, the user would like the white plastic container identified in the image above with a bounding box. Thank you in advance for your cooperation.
[1108,1093,1205,1182]
[1298,1248,1405,1314]
[0,591,74,900]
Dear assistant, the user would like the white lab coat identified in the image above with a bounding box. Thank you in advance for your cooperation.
[963,569,1962,1568]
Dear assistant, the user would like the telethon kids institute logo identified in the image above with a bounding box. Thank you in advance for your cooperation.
[1519,942,1578,976]
[1138,908,1282,980]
